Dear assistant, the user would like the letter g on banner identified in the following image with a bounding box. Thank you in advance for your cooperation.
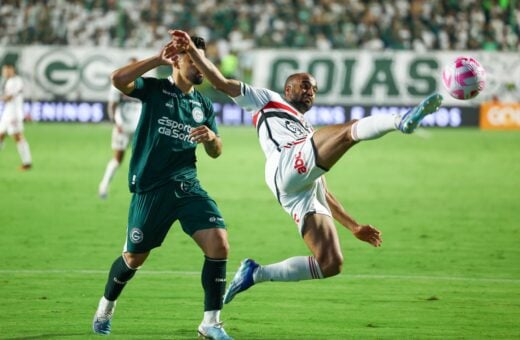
[35,49,80,96]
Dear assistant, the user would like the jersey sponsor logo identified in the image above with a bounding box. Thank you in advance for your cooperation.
[157,116,194,143]
[192,107,204,123]
[285,120,307,138]
[129,228,143,244]
[293,213,300,224]
[294,151,307,174]
[162,89,178,97]
[209,216,224,223]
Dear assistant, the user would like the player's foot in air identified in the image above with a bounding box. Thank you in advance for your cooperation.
[92,299,115,335]
[198,322,233,340]
[399,93,443,134]
[223,258,259,304]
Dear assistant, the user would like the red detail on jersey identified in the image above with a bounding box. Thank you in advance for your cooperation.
[294,151,307,174]
[252,111,261,127]
[293,213,300,224]
[263,101,300,117]
[253,101,301,128]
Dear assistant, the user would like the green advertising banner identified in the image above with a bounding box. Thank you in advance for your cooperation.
[1,47,518,106]
[249,49,519,106]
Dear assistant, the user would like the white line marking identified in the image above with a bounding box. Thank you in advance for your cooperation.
[0,269,518,284]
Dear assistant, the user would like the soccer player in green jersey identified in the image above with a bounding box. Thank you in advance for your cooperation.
[92,37,233,340]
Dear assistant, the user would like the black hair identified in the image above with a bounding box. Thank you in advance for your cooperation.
[191,36,206,51]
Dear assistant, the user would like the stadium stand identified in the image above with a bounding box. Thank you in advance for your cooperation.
[1,0,518,55]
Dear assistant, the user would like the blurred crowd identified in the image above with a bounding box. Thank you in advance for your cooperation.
[1,0,519,55]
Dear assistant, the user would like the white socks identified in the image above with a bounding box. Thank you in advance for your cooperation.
[99,159,120,193]
[96,296,116,317]
[202,310,221,325]
[253,256,323,283]
[16,140,32,165]
[351,114,400,141]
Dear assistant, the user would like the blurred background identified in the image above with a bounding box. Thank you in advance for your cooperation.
[0,0,519,130]
[1,2,519,338]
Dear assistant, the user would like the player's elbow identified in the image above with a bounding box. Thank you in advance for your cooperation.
[111,70,130,92]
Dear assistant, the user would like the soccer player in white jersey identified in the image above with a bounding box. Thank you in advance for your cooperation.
[98,58,142,199]
[0,63,32,171]
[171,30,442,305]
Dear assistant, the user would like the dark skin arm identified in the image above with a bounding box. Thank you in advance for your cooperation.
[322,176,383,247]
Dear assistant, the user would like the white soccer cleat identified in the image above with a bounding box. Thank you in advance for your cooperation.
[198,322,233,340]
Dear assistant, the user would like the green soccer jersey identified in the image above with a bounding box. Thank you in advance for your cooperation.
[127,76,218,193]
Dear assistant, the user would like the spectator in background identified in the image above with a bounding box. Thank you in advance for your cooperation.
[98,58,142,199]
[0,0,518,53]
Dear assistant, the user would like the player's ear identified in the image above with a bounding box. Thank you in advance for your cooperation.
[284,84,292,96]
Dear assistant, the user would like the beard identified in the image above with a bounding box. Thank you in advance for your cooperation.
[190,72,204,85]
[289,96,313,113]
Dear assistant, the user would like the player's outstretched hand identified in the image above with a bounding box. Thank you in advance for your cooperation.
[352,224,382,247]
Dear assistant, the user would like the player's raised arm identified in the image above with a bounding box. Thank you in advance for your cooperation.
[321,176,383,247]
[111,42,178,95]
[169,30,242,98]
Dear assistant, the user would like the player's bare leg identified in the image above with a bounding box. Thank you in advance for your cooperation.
[13,132,32,170]
[223,216,340,304]
[301,214,343,277]
[312,93,443,170]
[311,120,359,170]
[99,149,125,199]
[192,228,233,340]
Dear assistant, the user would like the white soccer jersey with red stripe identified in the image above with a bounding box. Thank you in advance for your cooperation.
[232,82,314,159]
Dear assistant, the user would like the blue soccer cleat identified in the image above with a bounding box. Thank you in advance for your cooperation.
[198,322,234,340]
[92,312,112,335]
[92,300,115,335]
[399,93,443,134]
[223,258,259,304]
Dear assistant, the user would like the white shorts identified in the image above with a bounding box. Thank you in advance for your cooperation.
[265,134,331,235]
[0,113,24,135]
[111,127,134,151]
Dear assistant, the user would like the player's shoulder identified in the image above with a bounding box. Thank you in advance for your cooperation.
[192,89,213,107]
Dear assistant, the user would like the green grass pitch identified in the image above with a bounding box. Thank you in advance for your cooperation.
[1,123,519,339]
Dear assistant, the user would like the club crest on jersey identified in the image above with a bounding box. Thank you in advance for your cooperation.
[285,120,306,138]
[130,228,144,244]
[192,107,204,123]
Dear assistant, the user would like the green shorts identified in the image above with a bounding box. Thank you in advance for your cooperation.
[124,178,226,253]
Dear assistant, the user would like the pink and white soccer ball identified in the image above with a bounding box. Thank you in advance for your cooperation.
[442,57,486,100]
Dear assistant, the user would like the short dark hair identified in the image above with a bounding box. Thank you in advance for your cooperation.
[191,36,206,51]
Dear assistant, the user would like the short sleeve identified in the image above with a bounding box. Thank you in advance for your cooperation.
[232,82,279,113]
[128,77,155,101]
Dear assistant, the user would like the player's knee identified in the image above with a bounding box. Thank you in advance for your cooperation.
[319,253,344,278]
[341,119,358,145]
[123,252,148,269]
[213,240,229,258]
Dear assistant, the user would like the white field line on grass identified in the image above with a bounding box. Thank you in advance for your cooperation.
[0,269,519,284]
